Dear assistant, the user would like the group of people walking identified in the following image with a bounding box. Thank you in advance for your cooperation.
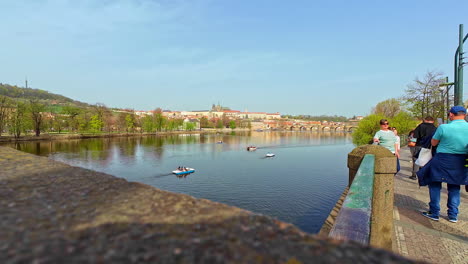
[373,106,468,223]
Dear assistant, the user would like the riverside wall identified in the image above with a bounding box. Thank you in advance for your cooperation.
[0,146,417,263]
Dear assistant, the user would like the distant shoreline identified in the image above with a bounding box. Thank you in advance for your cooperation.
[0,128,252,143]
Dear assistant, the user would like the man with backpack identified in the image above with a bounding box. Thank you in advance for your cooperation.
[410,116,437,180]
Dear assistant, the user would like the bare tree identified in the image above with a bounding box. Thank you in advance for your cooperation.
[404,71,445,120]
[371,98,401,118]
[29,99,46,136]
[92,103,112,133]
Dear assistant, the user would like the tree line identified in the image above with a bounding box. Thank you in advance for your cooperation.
[0,97,203,138]
[352,70,468,146]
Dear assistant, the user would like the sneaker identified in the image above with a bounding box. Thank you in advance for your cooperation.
[448,216,458,223]
[409,176,417,180]
[422,211,439,221]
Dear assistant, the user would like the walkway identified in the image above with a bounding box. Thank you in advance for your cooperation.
[393,147,468,263]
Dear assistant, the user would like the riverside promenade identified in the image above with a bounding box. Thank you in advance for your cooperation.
[393,147,468,263]
[0,146,415,264]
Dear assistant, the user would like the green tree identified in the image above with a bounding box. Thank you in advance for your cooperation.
[352,112,418,146]
[216,119,224,129]
[389,112,419,137]
[89,114,103,134]
[153,108,166,131]
[184,122,195,131]
[125,114,135,133]
[0,95,12,136]
[229,120,237,129]
[141,115,154,133]
[352,114,385,146]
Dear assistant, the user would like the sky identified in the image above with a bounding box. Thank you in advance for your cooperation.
[1,0,467,117]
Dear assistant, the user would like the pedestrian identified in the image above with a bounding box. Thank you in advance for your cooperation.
[417,106,468,223]
[407,129,417,157]
[373,119,400,172]
[410,116,437,180]
[391,127,400,152]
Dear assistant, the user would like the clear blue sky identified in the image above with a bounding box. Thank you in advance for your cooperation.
[1,0,467,117]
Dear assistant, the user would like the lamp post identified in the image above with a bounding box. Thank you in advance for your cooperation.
[439,86,445,122]
[438,76,454,123]
[454,24,467,106]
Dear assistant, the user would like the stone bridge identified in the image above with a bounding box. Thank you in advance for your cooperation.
[263,121,358,132]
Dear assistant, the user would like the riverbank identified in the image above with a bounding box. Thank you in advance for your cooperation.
[0,146,415,263]
[0,128,252,143]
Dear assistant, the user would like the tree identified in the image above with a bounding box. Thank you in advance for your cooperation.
[404,71,445,120]
[229,120,237,129]
[184,122,195,131]
[372,98,401,118]
[352,114,385,146]
[389,112,419,137]
[125,114,135,133]
[352,112,418,146]
[141,115,154,133]
[90,114,104,134]
[9,102,27,138]
[153,108,166,131]
[61,105,81,132]
[200,117,213,128]
[0,95,12,136]
[29,99,46,136]
[92,103,112,133]
[216,119,224,129]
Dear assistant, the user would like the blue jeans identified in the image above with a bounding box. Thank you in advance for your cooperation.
[428,182,461,217]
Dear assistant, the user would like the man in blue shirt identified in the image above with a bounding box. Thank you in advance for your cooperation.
[418,106,468,223]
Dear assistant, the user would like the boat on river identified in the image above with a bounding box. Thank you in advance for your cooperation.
[172,168,195,175]
[247,146,257,151]
[265,153,275,157]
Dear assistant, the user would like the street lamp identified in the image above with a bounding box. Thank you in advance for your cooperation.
[438,76,454,123]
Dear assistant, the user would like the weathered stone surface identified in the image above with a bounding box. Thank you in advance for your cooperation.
[346,145,396,250]
[0,146,418,263]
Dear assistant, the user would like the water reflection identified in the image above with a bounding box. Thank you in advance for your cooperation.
[3,131,354,234]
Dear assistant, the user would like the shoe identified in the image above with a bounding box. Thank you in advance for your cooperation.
[409,176,417,180]
[448,216,458,223]
[422,211,439,221]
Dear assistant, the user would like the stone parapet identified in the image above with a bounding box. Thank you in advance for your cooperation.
[347,145,396,250]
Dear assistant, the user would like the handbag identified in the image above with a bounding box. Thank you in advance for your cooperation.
[408,141,416,147]
[415,147,432,167]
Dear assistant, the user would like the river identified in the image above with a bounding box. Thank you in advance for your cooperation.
[3,131,355,233]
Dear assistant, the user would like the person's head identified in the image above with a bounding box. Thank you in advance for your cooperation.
[379,119,389,130]
[391,127,398,135]
[448,106,467,121]
[423,116,434,123]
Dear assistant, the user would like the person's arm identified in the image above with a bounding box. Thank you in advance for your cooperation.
[373,131,380,143]
[431,127,442,147]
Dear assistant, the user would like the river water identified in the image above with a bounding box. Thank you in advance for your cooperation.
[3,131,355,233]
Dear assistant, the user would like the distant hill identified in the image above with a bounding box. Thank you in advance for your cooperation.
[0,83,90,108]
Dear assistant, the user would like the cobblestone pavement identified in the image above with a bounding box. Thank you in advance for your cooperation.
[0,146,418,264]
[393,147,468,263]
